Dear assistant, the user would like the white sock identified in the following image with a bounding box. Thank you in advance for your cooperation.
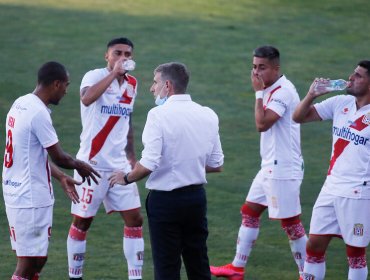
[232,225,259,267]
[303,259,325,280]
[67,225,87,278]
[348,266,368,280]
[123,226,144,280]
[289,235,308,274]
[348,254,368,280]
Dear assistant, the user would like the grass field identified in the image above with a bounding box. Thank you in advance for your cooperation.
[0,0,369,279]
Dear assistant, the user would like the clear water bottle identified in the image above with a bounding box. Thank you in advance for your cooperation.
[122,59,136,71]
[316,79,348,92]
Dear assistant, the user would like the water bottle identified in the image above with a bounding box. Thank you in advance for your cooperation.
[122,59,136,71]
[315,79,348,92]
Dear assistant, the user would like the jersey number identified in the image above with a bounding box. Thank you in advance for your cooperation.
[81,187,94,204]
[4,129,14,168]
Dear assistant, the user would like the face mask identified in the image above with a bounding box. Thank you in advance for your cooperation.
[154,84,168,106]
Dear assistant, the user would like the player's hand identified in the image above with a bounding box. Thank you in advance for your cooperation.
[60,174,82,204]
[112,58,127,76]
[308,78,332,98]
[108,170,126,188]
[251,70,265,92]
[75,160,101,186]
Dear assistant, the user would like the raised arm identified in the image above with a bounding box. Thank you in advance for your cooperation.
[293,78,330,123]
[80,58,126,106]
[251,70,281,132]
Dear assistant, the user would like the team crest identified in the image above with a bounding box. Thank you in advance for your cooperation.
[342,107,349,114]
[362,113,370,125]
[353,223,364,236]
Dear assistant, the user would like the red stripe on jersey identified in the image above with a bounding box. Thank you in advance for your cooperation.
[126,74,137,89]
[263,85,281,110]
[327,115,368,175]
[89,115,119,160]
[350,115,369,131]
[88,76,137,160]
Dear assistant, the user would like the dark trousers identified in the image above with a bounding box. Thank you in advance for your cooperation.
[145,185,211,280]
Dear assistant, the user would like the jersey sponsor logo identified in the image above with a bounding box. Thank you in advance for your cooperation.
[353,223,364,236]
[270,98,287,108]
[100,104,132,118]
[2,179,22,187]
[12,103,27,111]
[328,116,369,175]
[332,126,369,146]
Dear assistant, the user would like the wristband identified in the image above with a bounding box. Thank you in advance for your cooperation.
[123,173,132,184]
[255,90,264,99]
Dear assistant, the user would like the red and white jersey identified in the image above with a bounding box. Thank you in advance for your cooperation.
[76,68,138,170]
[314,95,370,199]
[260,75,304,179]
[2,94,58,208]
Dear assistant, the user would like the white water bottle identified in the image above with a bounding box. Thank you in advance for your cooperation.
[316,79,348,92]
[122,59,136,71]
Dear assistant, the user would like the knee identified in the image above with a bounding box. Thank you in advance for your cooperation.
[240,203,263,218]
[346,244,366,258]
[123,210,143,227]
[72,216,93,231]
[306,236,327,254]
[281,215,306,240]
[240,203,262,228]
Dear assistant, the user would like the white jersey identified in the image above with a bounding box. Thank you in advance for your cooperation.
[260,75,304,179]
[76,68,138,170]
[314,95,370,199]
[2,94,58,208]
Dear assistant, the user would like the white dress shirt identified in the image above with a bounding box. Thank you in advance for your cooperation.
[140,94,224,191]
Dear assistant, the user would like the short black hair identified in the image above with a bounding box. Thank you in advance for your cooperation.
[358,60,370,77]
[253,45,280,64]
[37,61,68,86]
[107,37,134,49]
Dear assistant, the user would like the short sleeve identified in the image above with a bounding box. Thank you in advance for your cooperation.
[31,110,58,148]
[80,70,102,90]
[314,95,341,121]
[266,88,291,117]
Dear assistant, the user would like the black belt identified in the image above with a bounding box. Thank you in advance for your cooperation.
[152,184,204,192]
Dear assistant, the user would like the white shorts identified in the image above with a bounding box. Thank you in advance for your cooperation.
[6,205,53,257]
[309,189,370,247]
[246,169,302,219]
[71,170,141,218]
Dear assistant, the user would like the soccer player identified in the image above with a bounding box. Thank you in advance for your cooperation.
[2,61,100,280]
[67,37,144,280]
[210,46,307,280]
[108,61,224,280]
[293,60,370,280]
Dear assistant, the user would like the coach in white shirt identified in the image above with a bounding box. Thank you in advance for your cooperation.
[109,62,224,280]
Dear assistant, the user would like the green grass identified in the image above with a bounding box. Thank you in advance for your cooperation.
[0,0,369,279]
